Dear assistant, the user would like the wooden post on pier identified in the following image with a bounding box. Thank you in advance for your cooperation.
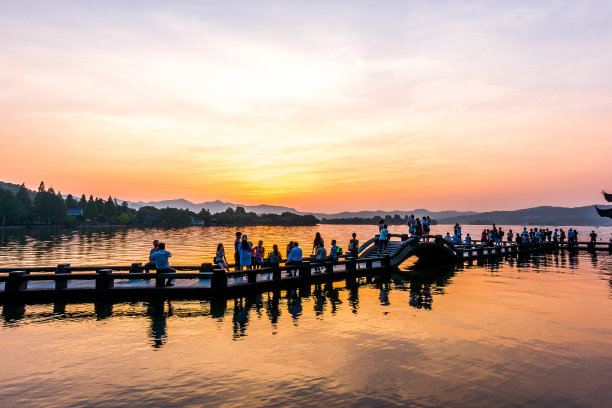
[272,266,281,280]
[382,255,391,268]
[247,270,257,284]
[55,263,71,290]
[95,269,114,290]
[324,262,333,274]
[6,271,29,293]
[211,269,227,290]
[346,258,357,272]
[455,248,464,262]
[366,260,373,269]
[301,262,312,279]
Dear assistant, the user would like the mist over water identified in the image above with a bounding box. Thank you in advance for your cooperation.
[1,225,611,407]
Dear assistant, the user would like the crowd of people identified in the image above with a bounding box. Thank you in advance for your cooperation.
[144,221,610,281]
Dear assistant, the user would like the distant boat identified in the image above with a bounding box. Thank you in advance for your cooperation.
[595,206,612,218]
[603,190,612,202]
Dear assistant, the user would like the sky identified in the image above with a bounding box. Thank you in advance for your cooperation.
[1,0,611,213]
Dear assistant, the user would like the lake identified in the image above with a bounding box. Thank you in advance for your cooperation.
[1,225,611,407]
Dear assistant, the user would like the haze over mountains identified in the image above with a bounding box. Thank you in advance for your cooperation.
[128,197,612,226]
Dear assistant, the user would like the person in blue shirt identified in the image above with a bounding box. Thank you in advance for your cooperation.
[150,242,175,286]
[328,240,340,262]
[465,234,472,245]
[377,225,389,255]
[287,241,303,276]
[238,235,252,270]
[452,234,459,244]
[314,244,326,273]
[444,232,451,241]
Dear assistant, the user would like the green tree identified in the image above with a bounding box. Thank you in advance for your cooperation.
[65,194,77,209]
[0,189,19,225]
[78,194,87,209]
[33,181,52,224]
[102,195,116,220]
[118,213,131,224]
[83,195,99,220]
[15,183,32,224]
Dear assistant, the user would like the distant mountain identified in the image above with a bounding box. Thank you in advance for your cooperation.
[437,205,612,226]
[127,198,302,215]
[0,181,35,199]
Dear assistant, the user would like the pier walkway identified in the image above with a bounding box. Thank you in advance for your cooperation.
[1,234,609,303]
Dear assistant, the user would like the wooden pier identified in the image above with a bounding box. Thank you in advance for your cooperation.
[1,234,609,303]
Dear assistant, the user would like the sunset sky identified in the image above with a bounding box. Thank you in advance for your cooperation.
[1,1,611,213]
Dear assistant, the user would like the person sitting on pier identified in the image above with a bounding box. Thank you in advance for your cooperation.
[253,240,265,269]
[144,239,159,273]
[238,235,252,270]
[378,225,389,255]
[465,233,472,245]
[445,232,451,241]
[348,233,359,258]
[266,244,283,269]
[328,240,341,262]
[151,242,175,287]
[215,243,230,272]
[451,233,459,244]
[314,243,327,272]
[312,232,324,255]
[287,241,302,276]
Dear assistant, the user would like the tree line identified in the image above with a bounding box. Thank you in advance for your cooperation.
[0,181,319,227]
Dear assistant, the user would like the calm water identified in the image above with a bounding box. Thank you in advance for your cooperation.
[1,225,612,407]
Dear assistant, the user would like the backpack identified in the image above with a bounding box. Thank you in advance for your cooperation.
[336,247,343,256]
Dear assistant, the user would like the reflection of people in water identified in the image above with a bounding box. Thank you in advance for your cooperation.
[147,300,171,348]
[313,284,327,316]
[379,282,390,306]
[265,290,281,326]
[232,298,251,339]
[324,282,342,314]
[287,288,302,321]
[348,282,359,314]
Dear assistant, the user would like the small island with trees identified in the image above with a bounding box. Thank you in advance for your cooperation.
[0,181,318,228]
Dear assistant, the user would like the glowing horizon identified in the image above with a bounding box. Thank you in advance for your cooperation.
[1,1,611,213]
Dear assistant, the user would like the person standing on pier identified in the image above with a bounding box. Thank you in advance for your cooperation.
[151,242,175,287]
[234,232,242,270]
[348,233,359,258]
[455,223,462,244]
[378,225,389,255]
[312,232,324,255]
[287,241,303,276]
[507,229,513,243]
[422,217,430,242]
[238,235,252,270]
[415,218,422,237]
[144,239,159,273]
[407,214,416,235]
[590,231,597,243]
